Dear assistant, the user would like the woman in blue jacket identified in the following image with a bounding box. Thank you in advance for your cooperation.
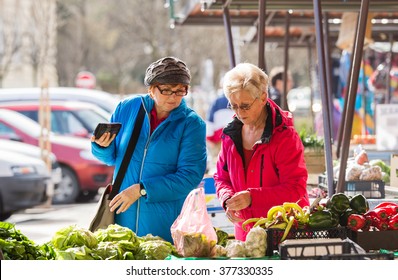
[91,57,207,243]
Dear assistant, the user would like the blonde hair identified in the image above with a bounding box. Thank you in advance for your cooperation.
[223,63,269,100]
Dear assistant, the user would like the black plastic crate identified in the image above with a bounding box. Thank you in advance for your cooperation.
[279,238,392,260]
[318,175,385,199]
[347,229,398,252]
[266,227,348,256]
[321,253,395,260]
[279,238,352,260]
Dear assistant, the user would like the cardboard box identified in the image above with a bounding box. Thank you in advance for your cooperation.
[391,154,398,187]
[304,149,325,174]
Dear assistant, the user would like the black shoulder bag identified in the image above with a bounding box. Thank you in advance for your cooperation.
[89,103,145,232]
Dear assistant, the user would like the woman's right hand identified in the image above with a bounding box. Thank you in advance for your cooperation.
[225,208,244,223]
[90,132,116,147]
[109,183,141,214]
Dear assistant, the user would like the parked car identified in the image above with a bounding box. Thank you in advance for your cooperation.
[0,100,111,138]
[0,109,114,204]
[287,86,322,116]
[0,87,120,114]
[0,139,62,192]
[0,150,49,220]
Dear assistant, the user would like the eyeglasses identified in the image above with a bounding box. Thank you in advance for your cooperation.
[156,85,188,96]
[227,98,259,112]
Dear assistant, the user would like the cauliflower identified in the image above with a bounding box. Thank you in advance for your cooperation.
[244,227,267,258]
[210,244,227,258]
[225,240,246,258]
[359,165,382,181]
[345,163,365,181]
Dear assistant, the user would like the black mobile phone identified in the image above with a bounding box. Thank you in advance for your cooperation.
[94,122,122,139]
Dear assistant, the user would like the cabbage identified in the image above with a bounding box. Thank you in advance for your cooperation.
[135,240,176,260]
[91,240,135,260]
[94,224,139,246]
[51,225,98,250]
[55,245,95,260]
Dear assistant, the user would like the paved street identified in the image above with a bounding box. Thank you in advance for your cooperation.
[5,201,98,245]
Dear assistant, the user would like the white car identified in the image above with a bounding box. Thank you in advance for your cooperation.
[0,139,62,192]
[0,150,50,220]
[0,87,120,114]
[0,109,114,204]
[287,86,322,116]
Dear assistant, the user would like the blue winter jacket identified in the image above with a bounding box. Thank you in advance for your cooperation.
[91,94,207,243]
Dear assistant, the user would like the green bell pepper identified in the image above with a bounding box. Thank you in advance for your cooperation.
[349,194,369,214]
[326,193,350,214]
[329,210,340,227]
[308,210,336,229]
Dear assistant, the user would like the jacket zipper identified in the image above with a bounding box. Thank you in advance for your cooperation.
[136,105,170,233]
[260,154,264,188]
[136,104,150,234]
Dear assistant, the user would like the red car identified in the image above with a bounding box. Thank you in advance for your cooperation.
[0,109,114,204]
[0,100,111,138]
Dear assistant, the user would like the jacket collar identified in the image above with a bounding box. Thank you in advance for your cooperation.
[223,99,291,145]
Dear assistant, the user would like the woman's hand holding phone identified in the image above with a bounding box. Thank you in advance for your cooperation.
[91,122,121,147]
[91,131,117,147]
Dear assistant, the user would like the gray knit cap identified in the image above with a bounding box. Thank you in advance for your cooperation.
[144,56,191,86]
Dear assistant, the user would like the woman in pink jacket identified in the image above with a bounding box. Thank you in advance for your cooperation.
[214,63,309,241]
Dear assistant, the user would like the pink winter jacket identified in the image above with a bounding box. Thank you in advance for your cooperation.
[214,99,309,241]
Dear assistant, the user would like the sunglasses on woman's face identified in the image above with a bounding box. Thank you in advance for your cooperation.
[227,98,259,111]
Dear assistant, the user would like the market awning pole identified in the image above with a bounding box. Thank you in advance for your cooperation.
[281,11,290,111]
[313,0,334,195]
[336,18,359,159]
[222,0,236,68]
[386,33,393,104]
[336,0,370,194]
[307,40,316,127]
[361,58,368,135]
[323,12,334,141]
[258,0,266,71]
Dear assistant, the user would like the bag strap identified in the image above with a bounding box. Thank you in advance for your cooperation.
[109,101,145,199]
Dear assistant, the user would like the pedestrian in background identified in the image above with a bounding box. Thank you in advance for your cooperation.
[269,66,294,108]
[214,63,309,241]
[206,79,235,173]
[91,56,207,243]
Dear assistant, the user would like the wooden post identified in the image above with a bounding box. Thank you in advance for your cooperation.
[39,79,53,206]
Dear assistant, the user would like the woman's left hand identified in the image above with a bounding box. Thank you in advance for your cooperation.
[109,183,141,214]
[225,190,252,211]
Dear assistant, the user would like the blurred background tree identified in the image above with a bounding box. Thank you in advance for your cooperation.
[1,0,309,95]
[55,0,308,94]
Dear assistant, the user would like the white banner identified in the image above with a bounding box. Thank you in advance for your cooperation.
[376,104,398,150]
[1,259,396,280]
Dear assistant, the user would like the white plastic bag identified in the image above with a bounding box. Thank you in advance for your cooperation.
[170,187,217,257]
